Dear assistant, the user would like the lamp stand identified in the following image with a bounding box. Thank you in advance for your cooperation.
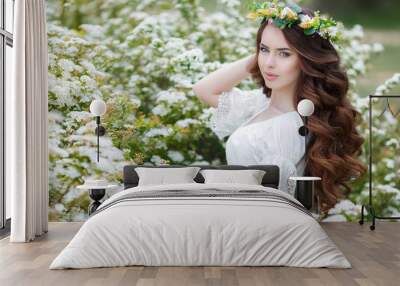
[94,116,106,162]
[359,95,400,231]
[298,116,309,161]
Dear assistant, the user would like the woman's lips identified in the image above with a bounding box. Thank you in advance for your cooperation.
[265,72,279,81]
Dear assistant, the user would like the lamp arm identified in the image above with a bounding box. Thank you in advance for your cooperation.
[96,116,100,162]
[298,116,309,176]
[304,116,308,156]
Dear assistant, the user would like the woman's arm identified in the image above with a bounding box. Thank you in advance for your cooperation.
[193,54,256,108]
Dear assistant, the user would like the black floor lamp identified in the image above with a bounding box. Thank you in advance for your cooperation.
[359,94,400,230]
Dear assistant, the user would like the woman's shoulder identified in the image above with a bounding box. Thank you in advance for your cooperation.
[209,87,269,139]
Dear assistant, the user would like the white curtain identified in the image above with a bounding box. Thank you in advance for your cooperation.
[8,0,49,242]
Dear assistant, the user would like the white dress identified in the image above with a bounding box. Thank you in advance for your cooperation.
[209,87,305,196]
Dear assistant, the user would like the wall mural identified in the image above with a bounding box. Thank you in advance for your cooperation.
[46,0,400,221]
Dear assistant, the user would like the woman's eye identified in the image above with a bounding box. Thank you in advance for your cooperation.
[260,48,289,57]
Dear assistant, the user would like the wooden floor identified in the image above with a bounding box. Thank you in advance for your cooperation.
[0,222,399,286]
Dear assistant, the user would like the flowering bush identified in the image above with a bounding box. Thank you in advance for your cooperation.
[46,0,400,221]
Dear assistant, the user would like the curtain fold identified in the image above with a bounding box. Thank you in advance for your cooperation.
[9,0,49,242]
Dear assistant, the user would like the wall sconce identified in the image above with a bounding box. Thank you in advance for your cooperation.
[292,99,319,214]
[89,99,107,162]
[297,99,315,159]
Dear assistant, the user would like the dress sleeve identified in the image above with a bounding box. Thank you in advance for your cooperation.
[209,87,267,140]
[254,114,305,196]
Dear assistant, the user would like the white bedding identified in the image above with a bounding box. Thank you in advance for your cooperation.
[49,183,351,269]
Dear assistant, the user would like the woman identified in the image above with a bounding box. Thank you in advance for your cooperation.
[193,1,366,213]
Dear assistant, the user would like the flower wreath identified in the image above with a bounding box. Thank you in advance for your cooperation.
[247,0,342,44]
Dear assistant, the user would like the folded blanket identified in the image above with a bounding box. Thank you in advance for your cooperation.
[92,188,313,218]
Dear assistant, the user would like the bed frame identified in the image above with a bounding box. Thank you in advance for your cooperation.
[123,164,280,189]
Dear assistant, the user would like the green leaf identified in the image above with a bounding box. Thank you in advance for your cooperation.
[304,28,316,35]
[273,18,288,29]
[287,21,299,28]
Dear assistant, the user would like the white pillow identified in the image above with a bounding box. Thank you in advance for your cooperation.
[135,167,201,186]
[200,169,266,185]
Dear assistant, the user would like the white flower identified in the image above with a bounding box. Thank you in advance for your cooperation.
[279,7,297,20]
[376,184,398,193]
[48,111,65,123]
[327,26,338,36]
[65,46,79,55]
[52,85,74,106]
[80,24,106,39]
[299,14,312,23]
[54,165,81,179]
[69,111,92,121]
[80,60,98,75]
[144,127,173,138]
[156,90,187,104]
[54,203,65,212]
[353,60,366,74]
[131,97,141,107]
[63,187,85,202]
[58,58,76,73]
[49,143,69,158]
[372,43,384,53]
[80,75,97,89]
[384,173,396,182]
[155,141,167,150]
[152,105,169,116]
[150,155,163,164]
[328,199,360,217]
[384,159,395,169]
[344,24,364,39]
[221,0,241,9]
[374,73,400,95]
[178,48,204,62]
[176,118,199,128]
[386,138,399,148]
[170,74,193,88]
[168,150,185,162]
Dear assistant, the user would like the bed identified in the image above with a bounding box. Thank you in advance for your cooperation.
[49,164,351,269]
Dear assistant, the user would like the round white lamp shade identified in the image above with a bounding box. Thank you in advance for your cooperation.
[297,99,315,117]
[90,99,107,116]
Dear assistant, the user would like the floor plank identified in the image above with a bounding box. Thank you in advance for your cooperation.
[0,222,399,286]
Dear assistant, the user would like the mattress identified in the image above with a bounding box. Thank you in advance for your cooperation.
[49,183,351,269]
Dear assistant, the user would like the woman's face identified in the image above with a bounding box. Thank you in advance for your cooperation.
[257,23,301,91]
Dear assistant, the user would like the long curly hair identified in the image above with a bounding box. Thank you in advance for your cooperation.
[249,10,367,212]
